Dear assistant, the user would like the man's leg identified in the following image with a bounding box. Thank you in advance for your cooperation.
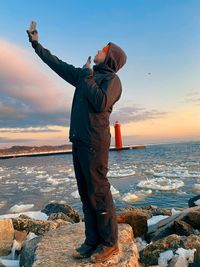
[72,143,100,248]
[76,143,118,247]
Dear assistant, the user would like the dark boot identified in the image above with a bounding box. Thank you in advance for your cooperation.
[90,243,119,263]
[72,243,97,259]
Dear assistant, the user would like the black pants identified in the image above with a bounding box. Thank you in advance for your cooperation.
[72,141,118,247]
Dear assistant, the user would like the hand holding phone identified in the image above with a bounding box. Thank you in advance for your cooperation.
[29,20,37,34]
[27,20,38,43]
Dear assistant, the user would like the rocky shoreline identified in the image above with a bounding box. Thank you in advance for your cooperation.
[1,197,200,266]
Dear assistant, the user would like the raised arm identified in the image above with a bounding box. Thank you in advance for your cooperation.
[27,30,82,87]
[84,75,122,112]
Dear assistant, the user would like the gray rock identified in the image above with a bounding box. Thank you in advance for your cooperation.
[41,203,80,223]
[20,236,42,267]
[0,219,14,256]
[19,222,140,267]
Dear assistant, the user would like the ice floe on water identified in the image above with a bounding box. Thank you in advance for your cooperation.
[46,176,64,185]
[153,170,200,179]
[36,174,49,179]
[0,210,48,220]
[71,190,80,199]
[193,184,200,191]
[137,177,184,191]
[0,201,7,208]
[40,187,54,193]
[110,185,120,195]
[122,189,152,203]
[9,204,34,213]
[108,167,136,178]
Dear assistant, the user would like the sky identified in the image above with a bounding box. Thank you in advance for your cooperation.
[0,0,200,148]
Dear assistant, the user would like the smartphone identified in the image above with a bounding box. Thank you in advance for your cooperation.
[29,21,37,33]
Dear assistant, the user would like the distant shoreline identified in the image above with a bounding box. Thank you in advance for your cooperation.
[0,145,146,159]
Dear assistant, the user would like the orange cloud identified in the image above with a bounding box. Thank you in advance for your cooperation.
[0,39,72,113]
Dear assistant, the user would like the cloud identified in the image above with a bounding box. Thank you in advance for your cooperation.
[111,106,167,124]
[0,39,72,128]
[185,91,200,105]
[0,126,62,133]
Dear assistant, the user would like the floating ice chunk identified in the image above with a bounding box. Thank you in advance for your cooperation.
[108,168,135,178]
[40,187,54,193]
[194,199,200,206]
[36,174,49,179]
[122,189,152,203]
[193,184,200,191]
[122,193,138,202]
[137,177,184,191]
[0,201,6,208]
[110,185,119,195]
[71,190,80,199]
[46,176,63,185]
[148,215,169,226]
[68,171,75,178]
[9,204,34,213]
[158,250,173,266]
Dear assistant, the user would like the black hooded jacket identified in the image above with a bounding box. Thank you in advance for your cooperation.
[33,42,127,147]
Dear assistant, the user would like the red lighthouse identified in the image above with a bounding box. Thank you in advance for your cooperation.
[114,121,122,148]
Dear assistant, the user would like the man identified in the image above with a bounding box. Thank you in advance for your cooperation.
[27,28,127,263]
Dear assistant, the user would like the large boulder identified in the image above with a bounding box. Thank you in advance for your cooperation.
[182,210,200,229]
[117,210,148,237]
[0,219,14,256]
[41,203,80,223]
[174,220,194,236]
[140,234,181,266]
[117,205,172,219]
[20,222,140,267]
[12,214,60,235]
[184,234,200,249]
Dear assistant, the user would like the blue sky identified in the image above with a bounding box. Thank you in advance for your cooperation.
[0,0,200,147]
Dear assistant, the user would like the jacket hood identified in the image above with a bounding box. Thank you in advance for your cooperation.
[104,42,127,73]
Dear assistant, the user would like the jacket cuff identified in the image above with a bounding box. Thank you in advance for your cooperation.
[31,41,39,49]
